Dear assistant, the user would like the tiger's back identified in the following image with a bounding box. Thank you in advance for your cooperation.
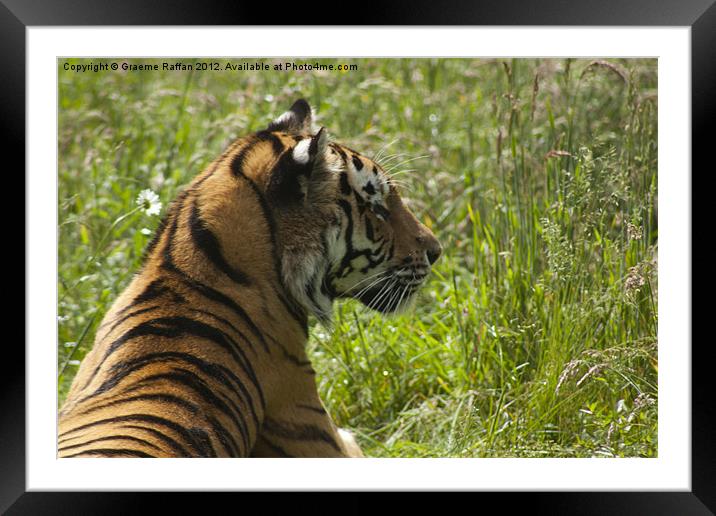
[58,99,441,458]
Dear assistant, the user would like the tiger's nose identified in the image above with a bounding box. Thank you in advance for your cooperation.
[417,234,442,265]
[427,245,442,265]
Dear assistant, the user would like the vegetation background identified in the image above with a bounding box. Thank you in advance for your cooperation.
[58,58,658,457]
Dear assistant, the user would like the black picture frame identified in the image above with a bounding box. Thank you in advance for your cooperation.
[7,1,710,513]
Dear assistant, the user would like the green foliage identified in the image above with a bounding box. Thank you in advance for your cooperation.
[58,58,658,457]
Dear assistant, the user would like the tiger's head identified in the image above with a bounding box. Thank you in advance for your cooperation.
[258,99,441,323]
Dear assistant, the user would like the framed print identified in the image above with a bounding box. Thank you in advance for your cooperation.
[7,0,710,513]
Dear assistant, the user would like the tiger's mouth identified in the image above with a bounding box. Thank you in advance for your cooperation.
[353,266,428,314]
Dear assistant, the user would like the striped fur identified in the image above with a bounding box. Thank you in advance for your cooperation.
[58,99,441,458]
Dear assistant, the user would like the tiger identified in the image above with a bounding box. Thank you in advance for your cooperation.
[58,99,442,458]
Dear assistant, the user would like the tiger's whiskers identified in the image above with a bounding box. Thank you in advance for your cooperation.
[373,138,400,164]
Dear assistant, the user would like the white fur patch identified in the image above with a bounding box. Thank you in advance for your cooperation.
[272,111,295,128]
[292,139,312,164]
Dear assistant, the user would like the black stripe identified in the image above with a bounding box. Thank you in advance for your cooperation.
[117,424,194,457]
[86,351,262,431]
[275,288,306,334]
[337,199,357,277]
[213,138,247,169]
[188,199,250,286]
[361,240,389,274]
[365,215,375,242]
[87,316,265,410]
[140,216,168,263]
[99,305,162,337]
[295,403,327,415]
[353,190,367,215]
[187,307,256,354]
[373,203,390,221]
[160,187,188,267]
[125,279,177,312]
[262,417,341,452]
[64,448,156,458]
[255,130,285,155]
[330,143,348,164]
[339,171,352,196]
[351,154,363,171]
[188,141,236,190]
[277,345,312,368]
[120,367,250,453]
[140,187,190,264]
[338,199,353,227]
[187,424,217,458]
[57,425,189,457]
[80,317,186,391]
[206,413,242,457]
[76,392,200,418]
[58,435,162,453]
[255,326,312,369]
[59,414,209,457]
[255,436,294,458]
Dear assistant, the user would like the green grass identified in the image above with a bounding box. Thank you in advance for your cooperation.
[58,58,658,457]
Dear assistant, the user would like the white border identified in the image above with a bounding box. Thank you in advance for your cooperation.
[27,27,690,491]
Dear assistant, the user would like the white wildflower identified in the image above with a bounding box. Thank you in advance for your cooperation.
[136,189,162,216]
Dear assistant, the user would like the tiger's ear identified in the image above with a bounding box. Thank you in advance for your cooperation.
[267,98,313,134]
[302,126,328,167]
[267,127,330,206]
